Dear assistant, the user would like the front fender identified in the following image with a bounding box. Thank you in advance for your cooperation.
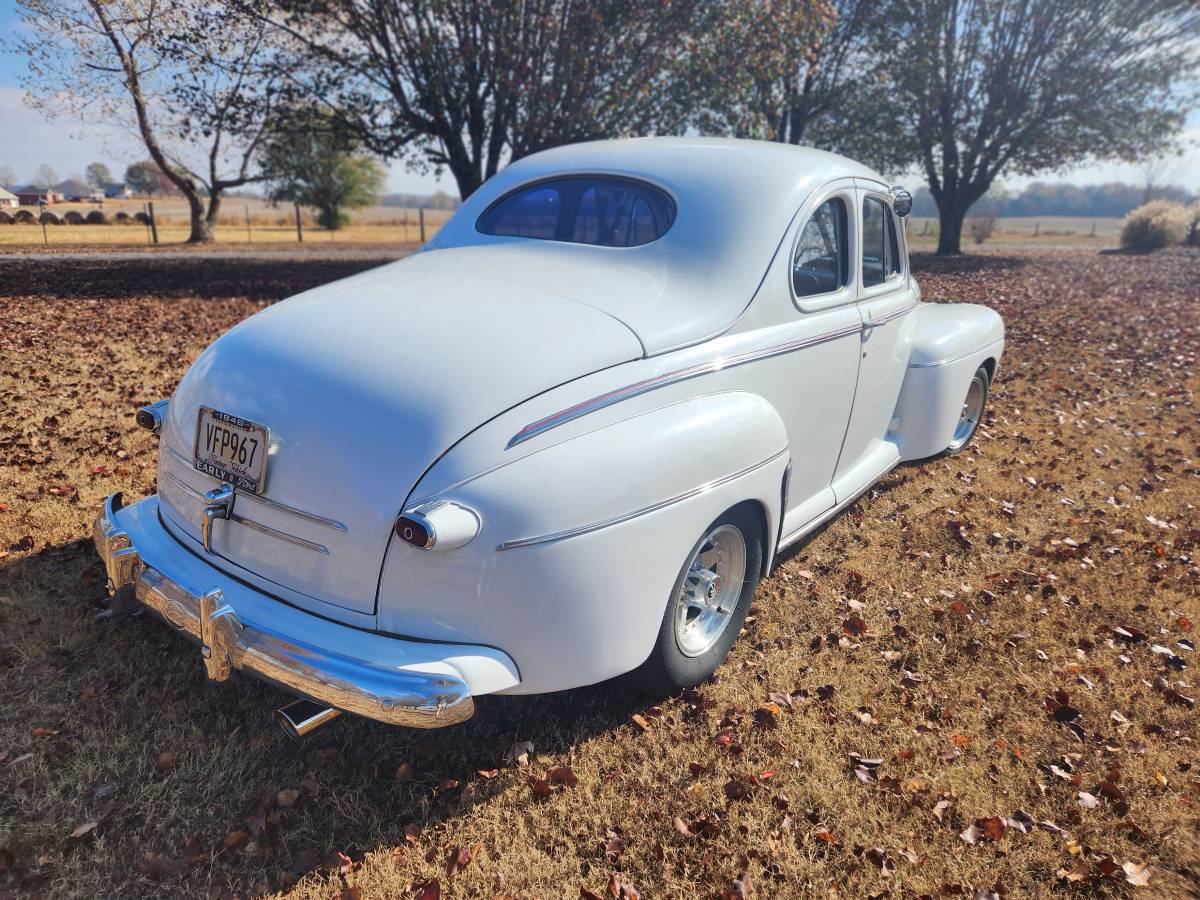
[892,303,1004,461]
[375,391,789,694]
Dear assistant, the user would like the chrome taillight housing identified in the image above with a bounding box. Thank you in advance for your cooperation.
[395,501,480,551]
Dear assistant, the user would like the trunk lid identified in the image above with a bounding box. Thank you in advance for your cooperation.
[156,248,642,618]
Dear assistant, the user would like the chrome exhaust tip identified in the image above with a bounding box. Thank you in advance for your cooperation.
[276,699,341,740]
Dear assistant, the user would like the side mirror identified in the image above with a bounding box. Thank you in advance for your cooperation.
[891,186,912,218]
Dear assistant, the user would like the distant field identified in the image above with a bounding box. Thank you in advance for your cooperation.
[0,197,452,248]
[1,203,1123,250]
[907,215,1123,249]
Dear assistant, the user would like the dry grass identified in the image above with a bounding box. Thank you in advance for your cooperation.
[0,198,451,249]
[0,249,1198,899]
[906,217,1124,250]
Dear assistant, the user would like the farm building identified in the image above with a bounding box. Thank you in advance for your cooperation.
[0,187,17,208]
[55,178,104,202]
[102,182,132,199]
[15,186,63,205]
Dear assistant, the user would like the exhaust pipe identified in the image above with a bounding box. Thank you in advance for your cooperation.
[276,699,341,740]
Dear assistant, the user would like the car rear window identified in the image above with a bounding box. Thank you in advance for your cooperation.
[477,177,675,247]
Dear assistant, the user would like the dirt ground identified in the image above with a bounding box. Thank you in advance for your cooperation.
[0,248,1197,899]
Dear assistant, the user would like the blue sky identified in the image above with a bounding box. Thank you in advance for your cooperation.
[1,0,1196,195]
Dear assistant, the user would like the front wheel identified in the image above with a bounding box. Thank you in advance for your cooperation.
[942,365,990,455]
[625,503,763,696]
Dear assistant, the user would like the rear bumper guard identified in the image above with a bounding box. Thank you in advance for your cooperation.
[94,492,480,728]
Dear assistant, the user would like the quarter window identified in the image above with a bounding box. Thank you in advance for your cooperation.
[792,198,848,298]
[478,177,675,247]
[862,196,901,287]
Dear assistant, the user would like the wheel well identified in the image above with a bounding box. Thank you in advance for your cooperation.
[723,498,772,578]
[981,357,997,383]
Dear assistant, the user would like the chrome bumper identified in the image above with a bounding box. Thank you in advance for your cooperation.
[94,492,479,728]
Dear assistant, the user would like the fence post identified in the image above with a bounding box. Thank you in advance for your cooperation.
[39,199,48,245]
[148,201,159,245]
[245,204,252,243]
[295,203,303,243]
[419,207,426,244]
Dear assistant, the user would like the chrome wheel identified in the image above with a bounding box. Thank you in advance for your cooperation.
[948,372,987,451]
[674,524,747,657]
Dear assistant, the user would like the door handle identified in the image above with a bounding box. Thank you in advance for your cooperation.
[863,315,888,329]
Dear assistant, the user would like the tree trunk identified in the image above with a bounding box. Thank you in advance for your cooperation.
[186,192,215,243]
[935,197,966,255]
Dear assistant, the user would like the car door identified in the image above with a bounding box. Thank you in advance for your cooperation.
[830,182,918,499]
[767,178,864,539]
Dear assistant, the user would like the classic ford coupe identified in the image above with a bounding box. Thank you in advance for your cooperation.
[95,138,1003,737]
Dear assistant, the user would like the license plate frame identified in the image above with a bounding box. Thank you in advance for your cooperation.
[192,406,269,494]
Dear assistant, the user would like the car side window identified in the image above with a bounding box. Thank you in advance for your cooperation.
[862,196,901,287]
[792,198,848,298]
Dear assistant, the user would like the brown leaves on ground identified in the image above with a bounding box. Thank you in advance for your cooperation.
[0,249,1198,898]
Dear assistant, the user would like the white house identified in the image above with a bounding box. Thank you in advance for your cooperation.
[0,187,18,209]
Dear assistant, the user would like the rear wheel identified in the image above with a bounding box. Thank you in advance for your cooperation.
[943,365,990,455]
[626,503,763,696]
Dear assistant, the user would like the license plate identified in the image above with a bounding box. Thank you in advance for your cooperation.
[193,407,269,494]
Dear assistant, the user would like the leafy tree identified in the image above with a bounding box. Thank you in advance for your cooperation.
[85,162,112,188]
[262,127,386,229]
[15,0,284,242]
[124,160,177,197]
[251,0,706,199]
[692,0,900,170]
[33,164,58,190]
[878,0,1200,254]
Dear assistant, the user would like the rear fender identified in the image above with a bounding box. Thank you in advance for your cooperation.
[375,391,789,693]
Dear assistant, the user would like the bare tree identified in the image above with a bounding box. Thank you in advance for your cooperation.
[880,0,1200,254]
[0,165,16,190]
[33,164,59,190]
[1139,154,1183,204]
[251,0,706,199]
[16,0,282,242]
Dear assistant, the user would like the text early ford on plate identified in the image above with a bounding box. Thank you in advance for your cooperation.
[193,406,268,493]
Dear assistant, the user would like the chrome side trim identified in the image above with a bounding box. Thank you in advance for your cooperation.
[165,471,330,555]
[507,323,865,448]
[908,337,1003,369]
[497,448,788,551]
[165,444,347,532]
[866,298,919,324]
[228,514,330,554]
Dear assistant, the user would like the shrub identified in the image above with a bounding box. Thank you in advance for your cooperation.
[968,215,997,245]
[63,210,85,224]
[1186,202,1200,247]
[14,209,35,223]
[1119,200,1188,250]
[39,211,62,225]
[86,210,108,224]
[114,211,132,223]
[0,211,13,225]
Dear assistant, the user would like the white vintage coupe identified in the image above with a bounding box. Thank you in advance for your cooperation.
[95,138,1003,738]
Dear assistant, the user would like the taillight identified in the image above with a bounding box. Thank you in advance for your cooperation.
[394,501,480,551]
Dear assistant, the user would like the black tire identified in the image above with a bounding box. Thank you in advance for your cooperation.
[625,502,764,696]
[941,364,991,457]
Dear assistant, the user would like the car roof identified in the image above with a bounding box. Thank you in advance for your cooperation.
[427,137,886,355]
